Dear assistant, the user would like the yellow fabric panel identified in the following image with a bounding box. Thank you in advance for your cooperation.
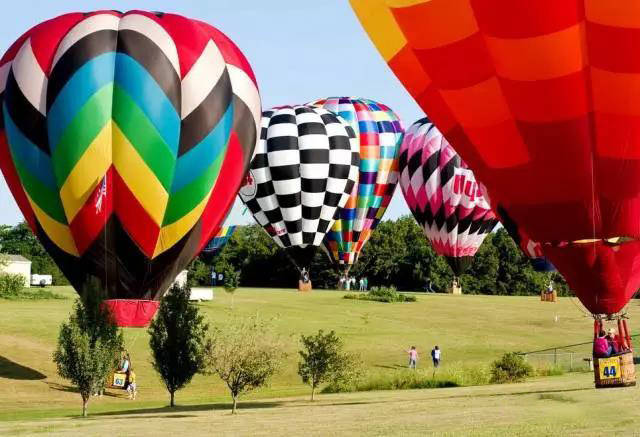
[585,0,640,28]
[112,122,168,226]
[27,193,79,256]
[59,121,113,222]
[349,0,406,61]
[152,187,212,258]
[486,24,586,81]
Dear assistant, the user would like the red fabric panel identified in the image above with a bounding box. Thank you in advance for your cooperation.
[471,0,584,38]
[415,33,494,89]
[113,169,159,258]
[587,22,640,73]
[196,131,244,252]
[28,13,85,75]
[69,167,113,255]
[104,299,159,327]
[544,241,640,315]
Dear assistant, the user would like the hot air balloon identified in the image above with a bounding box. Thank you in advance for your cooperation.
[308,97,403,273]
[350,0,637,387]
[399,118,498,291]
[0,11,260,326]
[203,225,237,256]
[239,105,360,289]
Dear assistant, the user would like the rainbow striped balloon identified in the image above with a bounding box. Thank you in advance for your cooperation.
[204,225,237,256]
[309,97,403,272]
[0,11,260,326]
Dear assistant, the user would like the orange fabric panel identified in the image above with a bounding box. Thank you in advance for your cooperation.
[591,68,640,116]
[486,24,586,81]
[388,45,431,97]
[440,77,511,127]
[391,0,477,49]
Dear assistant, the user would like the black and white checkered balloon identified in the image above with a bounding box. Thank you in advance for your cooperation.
[239,105,360,267]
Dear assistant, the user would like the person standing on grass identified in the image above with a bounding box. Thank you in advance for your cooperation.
[407,346,418,369]
[431,345,441,368]
[364,277,368,291]
[126,368,137,400]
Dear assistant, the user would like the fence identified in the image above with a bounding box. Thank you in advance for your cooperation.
[519,334,640,372]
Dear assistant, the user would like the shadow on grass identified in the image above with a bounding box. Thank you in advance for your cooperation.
[46,382,127,399]
[0,356,46,380]
[90,401,285,417]
[436,386,592,401]
[373,364,407,370]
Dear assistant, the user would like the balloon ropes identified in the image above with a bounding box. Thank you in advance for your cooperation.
[309,97,403,273]
[399,118,498,292]
[350,0,639,387]
[0,11,261,326]
[239,105,360,289]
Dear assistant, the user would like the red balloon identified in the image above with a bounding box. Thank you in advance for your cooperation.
[351,0,640,314]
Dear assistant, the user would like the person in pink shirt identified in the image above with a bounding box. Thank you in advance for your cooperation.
[407,346,418,369]
[594,330,611,358]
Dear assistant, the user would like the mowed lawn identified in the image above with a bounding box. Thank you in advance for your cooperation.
[1,287,640,435]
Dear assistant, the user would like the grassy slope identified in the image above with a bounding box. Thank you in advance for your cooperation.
[1,287,638,435]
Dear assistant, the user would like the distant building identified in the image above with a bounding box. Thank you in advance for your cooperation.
[1,255,32,288]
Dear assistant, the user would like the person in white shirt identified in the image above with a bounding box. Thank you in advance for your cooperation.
[431,346,441,368]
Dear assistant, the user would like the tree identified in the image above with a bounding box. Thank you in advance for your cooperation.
[205,315,285,413]
[298,330,354,401]
[52,281,123,417]
[148,283,211,407]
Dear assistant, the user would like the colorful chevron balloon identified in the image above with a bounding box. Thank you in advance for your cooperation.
[310,97,403,272]
[399,118,498,276]
[0,11,260,326]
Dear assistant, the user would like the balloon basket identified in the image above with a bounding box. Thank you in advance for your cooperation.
[298,281,312,292]
[540,290,557,302]
[447,285,462,295]
[594,350,636,388]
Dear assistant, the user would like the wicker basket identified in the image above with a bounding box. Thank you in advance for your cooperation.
[540,290,557,302]
[298,280,312,292]
[594,350,636,388]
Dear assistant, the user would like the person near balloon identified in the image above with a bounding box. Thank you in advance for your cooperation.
[407,346,418,369]
[431,346,441,368]
[606,328,620,355]
[359,278,365,291]
[126,368,137,400]
[351,277,357,290]
[363,277,368,291]
[300,268,310,284]
[345,277,351,291]
[594,331,612,357]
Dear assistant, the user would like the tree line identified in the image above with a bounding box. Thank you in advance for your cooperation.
[197,216,571,296]
[0,218,571,296]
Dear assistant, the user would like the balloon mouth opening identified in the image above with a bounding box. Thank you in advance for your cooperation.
[103,300,159,328]
[542,236,637,249]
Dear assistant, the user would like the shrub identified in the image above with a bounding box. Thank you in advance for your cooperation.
[535,365,565,377]
[490,353,533,384]
[343,286,417,303]
[0,273,26,298]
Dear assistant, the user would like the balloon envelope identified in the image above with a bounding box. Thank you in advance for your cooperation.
[351,1,640,314]
[203,225,237,256]
[0,11,260,325]
[399,118,497,275]
[309,97,403,271]
[239,105,360,271]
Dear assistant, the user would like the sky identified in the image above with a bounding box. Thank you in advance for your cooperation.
[0,0,425,226]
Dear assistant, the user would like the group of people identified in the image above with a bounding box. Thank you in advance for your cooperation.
[338,276,368,291]
[594,328,627,358]
[406,345,441,369]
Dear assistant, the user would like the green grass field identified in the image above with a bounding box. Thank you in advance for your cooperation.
[1,287,639,435]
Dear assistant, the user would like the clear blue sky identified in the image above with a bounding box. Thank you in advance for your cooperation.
[0,0,424,226]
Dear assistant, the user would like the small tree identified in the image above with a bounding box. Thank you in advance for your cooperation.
[205,315,284,414]
[52,283,123,417]
[298,330,354,400]
[148,283,211,407]
[219,262,240,308]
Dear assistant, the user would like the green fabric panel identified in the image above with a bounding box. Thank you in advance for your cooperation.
[112,84,175,192]
[162,148,226,226]
[52,83,113,187]
[12,157,67,224]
